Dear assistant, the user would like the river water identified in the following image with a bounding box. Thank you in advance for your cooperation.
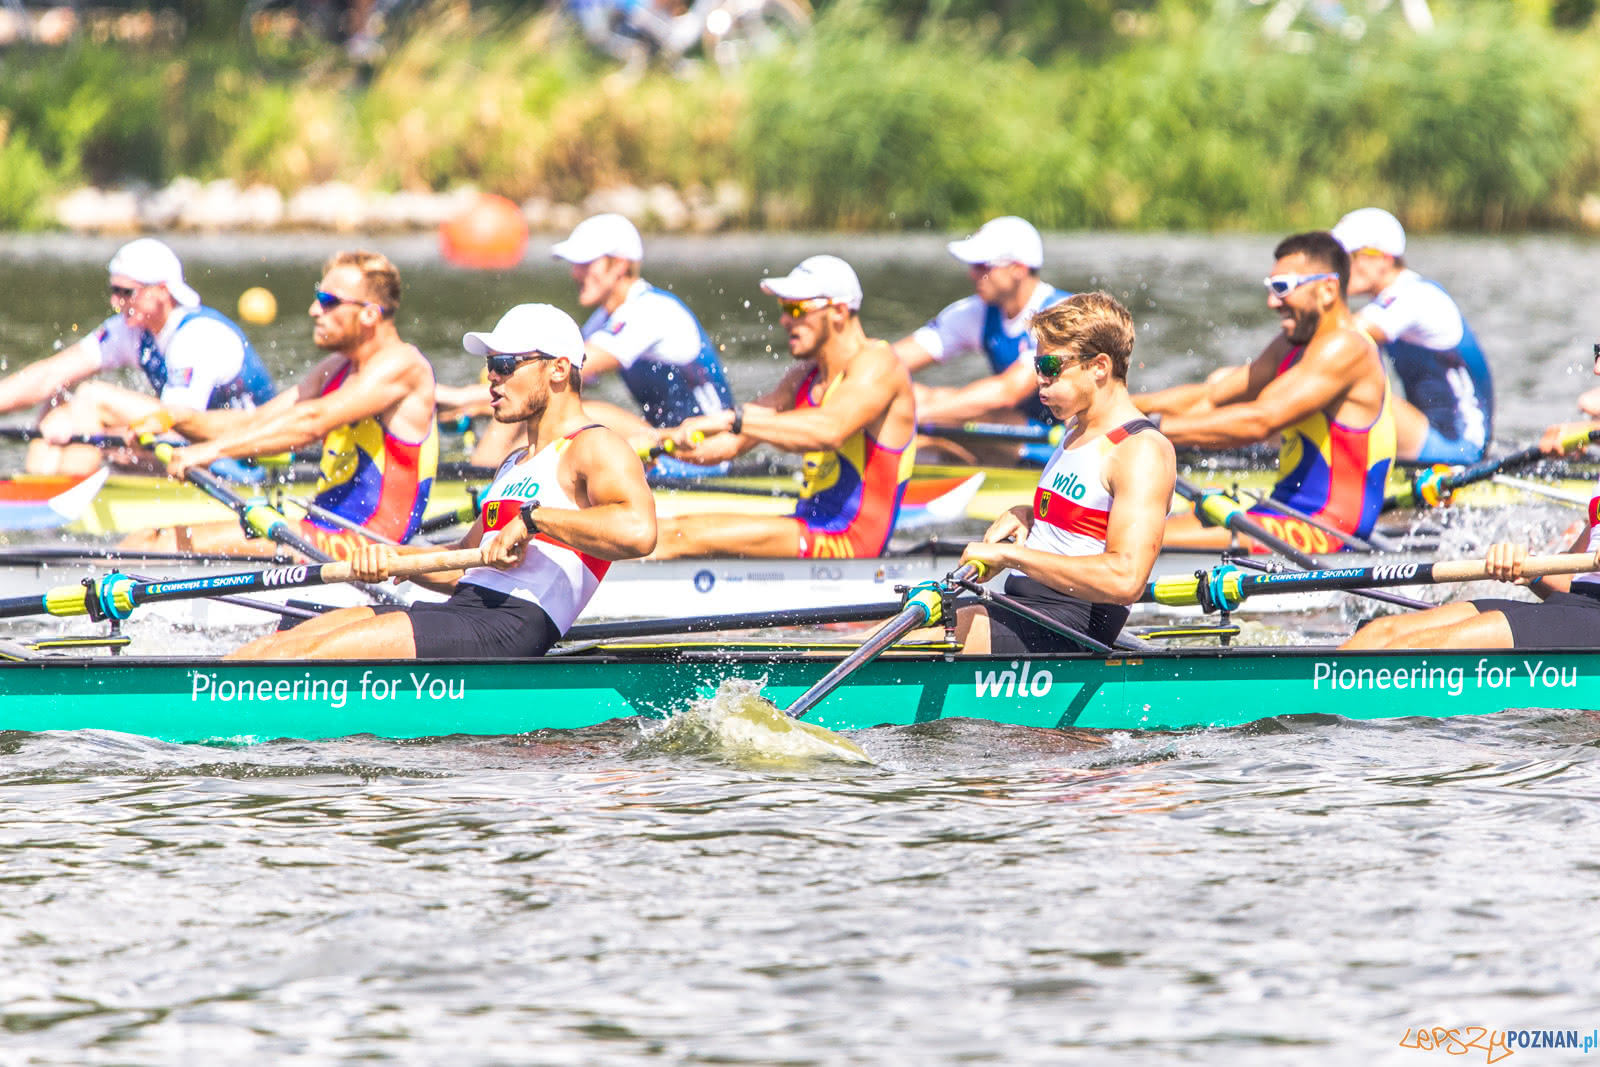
[3,233,1600,1063]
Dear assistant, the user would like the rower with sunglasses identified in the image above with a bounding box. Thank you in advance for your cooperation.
[0,238,275,476]
[1148,231,1397,553]
[126,251,440,559]
[442,213,735,470]
[1333,207,1494,465]
[230,304,657,662]
[891,216,1071,429]
[651,255,918,560]
[948,293,1175,653]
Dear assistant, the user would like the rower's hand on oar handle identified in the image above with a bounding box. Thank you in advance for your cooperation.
[481,510,531,570]
[1540,420,1600,456]
[957,542,1005,580]
[158,441,216,479]
[347,543,401,583]
[127,408,175,438]
[1484,542,1535,585]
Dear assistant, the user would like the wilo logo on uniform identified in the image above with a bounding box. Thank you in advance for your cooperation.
[1050,469,1089,499]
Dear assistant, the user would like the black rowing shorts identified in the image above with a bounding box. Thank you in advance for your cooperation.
[1471,588,1600,649]
[984,574,1130,654]
[373,582,560,659]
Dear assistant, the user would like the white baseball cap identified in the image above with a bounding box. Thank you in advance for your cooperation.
[463,303,586,367]
[550,213,644,264]
[947,216,1044,270]
[107,238,200,307]
[1332,207,1406,259]
[759,255,863,311]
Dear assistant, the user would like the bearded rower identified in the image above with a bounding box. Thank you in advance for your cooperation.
[0,238,275,476]
[1143,232,1397,553]
[653,255,917,560]
[232,303,656,660]
[123,251,439,559]
[951,293,1175,652]
[891,216,1071,427]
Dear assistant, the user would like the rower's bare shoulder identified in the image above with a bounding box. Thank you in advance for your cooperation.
[1304,325,1377,369]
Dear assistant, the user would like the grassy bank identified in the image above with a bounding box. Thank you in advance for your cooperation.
[1,1,1597,231]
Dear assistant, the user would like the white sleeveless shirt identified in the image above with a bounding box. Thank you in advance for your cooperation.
[460,427,611,631]
[1024,419,1154,557]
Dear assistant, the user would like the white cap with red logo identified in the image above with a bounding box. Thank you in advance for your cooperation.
[463,303,587,367]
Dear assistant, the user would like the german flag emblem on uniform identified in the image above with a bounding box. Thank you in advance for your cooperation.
[1038,490,1052,517]
[485,500,501,528]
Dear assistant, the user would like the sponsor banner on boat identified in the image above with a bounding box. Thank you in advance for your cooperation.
[1312,657,1578,697]
[191,668,467,709]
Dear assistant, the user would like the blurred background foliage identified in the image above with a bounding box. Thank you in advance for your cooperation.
[0,0,1596,229]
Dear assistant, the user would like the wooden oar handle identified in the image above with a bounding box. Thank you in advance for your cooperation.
[1431,552,1600,583]
[318,547,490,583]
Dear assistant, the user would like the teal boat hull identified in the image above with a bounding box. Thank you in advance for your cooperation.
[2,648,1596,743]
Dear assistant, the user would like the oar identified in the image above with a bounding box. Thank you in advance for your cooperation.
[153,444,408,608]
[288,497,401,546]
[784,563,980,720]
[1385,427,1600,509]
[1146,552,1600,613]
[0,548,486,622]
[918,420,1062,444]
[1490,474,1589,507]
[0,426,125,447]
[1177,477,1428,610]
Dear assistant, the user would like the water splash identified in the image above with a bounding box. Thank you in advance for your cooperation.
[638,678,874,767]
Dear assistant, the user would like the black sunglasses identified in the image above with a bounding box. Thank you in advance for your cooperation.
[313,288,386,314]
[109,284,138,302]
[485,351,555,376]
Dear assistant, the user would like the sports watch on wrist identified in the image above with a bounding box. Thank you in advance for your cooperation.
[519,499,541,533]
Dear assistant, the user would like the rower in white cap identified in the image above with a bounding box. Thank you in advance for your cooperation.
[891,216,1072,427]
[0,238,275,475]
[652,254,918,559]
[232,303,657,661]
[1332,207,1495,464]
[439,212,736,469]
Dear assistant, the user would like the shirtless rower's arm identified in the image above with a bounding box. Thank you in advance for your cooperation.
[1157,334,1365,449]
[960,430,1175,603]
[164,349,430,473]
[0,343,103,415]
[910,357,1041,425]
[717,346,903,453]
[661,363,808,464]
[348,426,657,591]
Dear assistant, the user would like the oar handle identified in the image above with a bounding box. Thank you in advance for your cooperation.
[319,547,489,583]
[1431,552,1600,583]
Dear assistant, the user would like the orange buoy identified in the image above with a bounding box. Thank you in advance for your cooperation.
[439,193,529,270]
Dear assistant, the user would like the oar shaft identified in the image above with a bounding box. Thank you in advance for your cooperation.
[1147,552,1600,609]
[0,548,487,620]
[1387,428,1600,509]
[785,563,979,720]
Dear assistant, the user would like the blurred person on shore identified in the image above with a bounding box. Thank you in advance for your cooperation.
[0,238,275,476]
[439,213,735,471]
[891,216,1071,428]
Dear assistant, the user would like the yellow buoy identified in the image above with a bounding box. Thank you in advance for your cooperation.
[238,286,278,325]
